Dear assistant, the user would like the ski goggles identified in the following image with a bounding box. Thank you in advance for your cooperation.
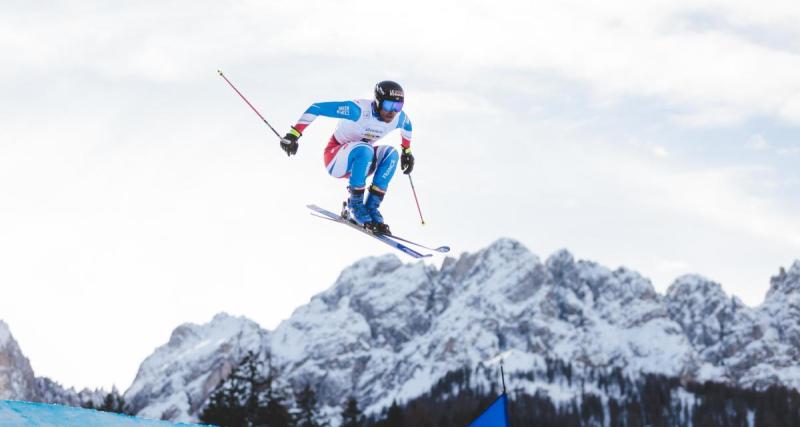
[380,99,404,112]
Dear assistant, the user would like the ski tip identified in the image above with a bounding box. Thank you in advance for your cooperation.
[436,246,451,253]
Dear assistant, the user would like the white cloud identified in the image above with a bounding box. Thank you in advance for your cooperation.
[652,145,670,158]
[649,168,800,247]
[747,134,769,151]
[3,1,800,126]
[778,146,800,156]
[411,91,502,117]
[779,93,800,124]
[2,0,800,393]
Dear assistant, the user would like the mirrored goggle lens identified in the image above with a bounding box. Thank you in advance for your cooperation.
[381,99,404,112]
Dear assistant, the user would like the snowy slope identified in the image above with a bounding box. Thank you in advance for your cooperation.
[110,239,800,421]
[0,400,210,427]
[268,240,695,414]
[124,313,266,422]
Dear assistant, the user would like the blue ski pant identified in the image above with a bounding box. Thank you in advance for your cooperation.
[323,137,399,191]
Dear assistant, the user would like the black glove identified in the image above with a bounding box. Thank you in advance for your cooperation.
[280,127,301,156]
[400,147,414,174]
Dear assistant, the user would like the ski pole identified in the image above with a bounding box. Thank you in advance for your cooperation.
[408,174,426,226]
[217,70,282,140]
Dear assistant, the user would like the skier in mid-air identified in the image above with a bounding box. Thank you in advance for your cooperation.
[279,81,414,235]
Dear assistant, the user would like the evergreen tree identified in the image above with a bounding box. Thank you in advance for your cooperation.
[199,354,800,426]
[608,398,622,427]
[200,350,294,427]
[294,383,323,427]
[580,393,604,426]
[97,389,127,415]
[381,400,403,427]
[254,353,293,427]
[261,397,294,427]
[199,353,254,427]
[341,397,364,427]
[625,398,644,427]
[201,383,248,427]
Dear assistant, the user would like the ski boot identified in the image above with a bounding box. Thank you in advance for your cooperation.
[365,185,391,235]
[347,186,374,228]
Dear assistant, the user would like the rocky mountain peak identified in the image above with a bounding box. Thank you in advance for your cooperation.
[106,243,800,422]
[0,320,38,401]
[323,255,407,304]
[544,249,598,303]
[483,237,534,259]
[667,274,728,304]
[0,321,10,347]
[0,321,109,407]
[124,314,265,421]
[766,260,800,300]
[545,248,575,272]
[440,238,539,286]
[758,260,800,369]
[664,275,757,365]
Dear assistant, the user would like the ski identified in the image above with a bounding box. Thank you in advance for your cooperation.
[310,212,449,254]
[307,204,432,259]
[383,233,450,253]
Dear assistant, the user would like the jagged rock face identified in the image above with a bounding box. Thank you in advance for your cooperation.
[741,261,800,389]
[270,253,440,412]
[123,313,266,422]
[767,263,800,352]
[664,274,762,387]
[0,320,38,401]
[121,240,800,422]
[0,320,110,407]
[663,264,800,389]
[35,377,107,408]
[268,239,693,413]
[767,261,800,300]
[528,249,689,375]
[665,275,756,364]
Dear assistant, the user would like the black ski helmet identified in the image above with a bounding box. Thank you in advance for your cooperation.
[374,80,404,108]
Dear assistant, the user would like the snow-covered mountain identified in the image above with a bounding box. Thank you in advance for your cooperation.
[0,320,37,401]
[124,313,266,421]
[0,320,106,406]
[122,238,800,422]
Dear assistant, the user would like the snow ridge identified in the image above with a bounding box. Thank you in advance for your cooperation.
[0,320,108,407]
[0,320,37,401]
[12,239,797,423]
[124,313,266,422]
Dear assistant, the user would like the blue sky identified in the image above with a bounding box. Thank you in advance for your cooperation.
[1,0,798,392]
